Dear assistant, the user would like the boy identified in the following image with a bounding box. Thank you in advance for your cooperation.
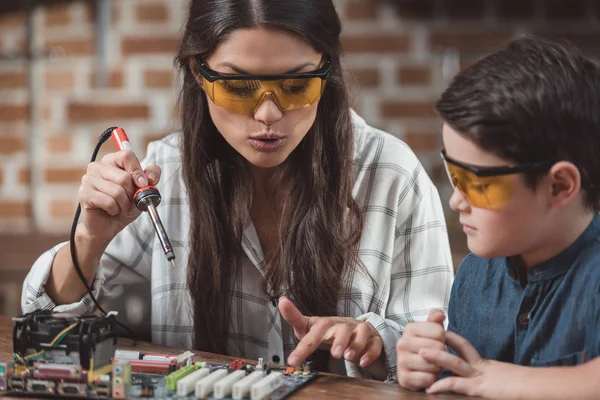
[396,36,600,399]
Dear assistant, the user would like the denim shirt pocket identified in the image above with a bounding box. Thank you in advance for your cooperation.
[530,351,585,367]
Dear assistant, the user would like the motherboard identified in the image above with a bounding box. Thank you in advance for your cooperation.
[0,310,317,399]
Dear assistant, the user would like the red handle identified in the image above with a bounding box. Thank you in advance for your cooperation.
[111,127,134,152]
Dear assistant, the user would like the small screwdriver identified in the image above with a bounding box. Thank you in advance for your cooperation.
[111,127,176,268]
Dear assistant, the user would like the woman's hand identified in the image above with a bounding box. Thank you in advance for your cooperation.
[78,150,161,243]
[278,296,383,367]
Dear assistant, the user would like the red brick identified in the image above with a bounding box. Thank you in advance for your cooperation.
[90,70,124,88]
[18,168,30,184]
[381,101,436,118]
[393,0,436,19]
[0,105,28,122]
[0,11,25,28]
[345,0,381,20]
[68,103,150,122]
[44,3,72,27]
[545,0,590,19]
[50,199,77,218]
[0,137,26,154]
[496,0,536,19]
[342,34,411,53]
[0,71,27,90]
[44,167,86,184]
[121,36,181,55]
[445,0,487,19]
[43,101,52,122]
[45,38,94,56]
[46,135,74,153]
[397,66,431,85]
[429,30,513,52]
[135,3,170,23]
[46,71,75,90]
[143,70,173,89]
[404,132,439,150]
[349,68,380,88]
[0,201,30,218]
[84,1,120,25]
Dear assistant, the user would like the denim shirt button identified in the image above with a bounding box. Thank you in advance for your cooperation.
[519,312,529,325]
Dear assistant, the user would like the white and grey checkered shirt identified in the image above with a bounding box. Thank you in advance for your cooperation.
[22,111,454,382]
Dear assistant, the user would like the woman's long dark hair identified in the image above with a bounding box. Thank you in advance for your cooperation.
[175,0,364,360]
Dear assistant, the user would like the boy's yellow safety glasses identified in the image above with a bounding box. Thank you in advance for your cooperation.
[441,149,552,210]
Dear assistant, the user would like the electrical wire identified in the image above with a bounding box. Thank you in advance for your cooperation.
[14,322,79,363]
[67,127,137,340]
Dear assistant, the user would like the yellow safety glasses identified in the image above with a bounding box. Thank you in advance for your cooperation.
[195,56,330,114]
[441,149,552,210]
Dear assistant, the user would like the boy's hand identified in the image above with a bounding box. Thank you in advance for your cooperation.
[396,309,447,391]
[420,330,516,398]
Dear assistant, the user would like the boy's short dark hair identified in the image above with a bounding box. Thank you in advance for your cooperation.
[436,35,600,210]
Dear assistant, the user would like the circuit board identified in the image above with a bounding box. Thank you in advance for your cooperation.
[1,362,317,400]
[0,311,318,400]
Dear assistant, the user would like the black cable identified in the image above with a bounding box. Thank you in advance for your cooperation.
[68,126,138,340]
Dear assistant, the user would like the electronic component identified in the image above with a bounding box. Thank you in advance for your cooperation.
[0,362,10,391]
[229,359,246,370]
[114,350,141,360]
[57,382,87,396]
[195,368,228,399]
[251,371,283,400]
[3,313,317,400]
[213,369,246,399]
[256,357,264,370]
[12,310,117,383]
[140,381,155,397]
[176,367,210,396]
[112,359,132,399]
[166,362,203,391]
[232,370,263,400]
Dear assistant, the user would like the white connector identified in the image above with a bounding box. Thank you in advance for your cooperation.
[195,369,228,399]
[176,367,210,396]
[213,370,246,399]
[250,372,283,400]
[232,370,264,400]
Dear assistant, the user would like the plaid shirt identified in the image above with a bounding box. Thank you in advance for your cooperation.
[22,111,454,382]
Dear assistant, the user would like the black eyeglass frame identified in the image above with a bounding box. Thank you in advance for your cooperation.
[440,149,553,177]
[195,55,331,83]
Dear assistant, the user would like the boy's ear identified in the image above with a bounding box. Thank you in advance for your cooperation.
[547,161,582,208]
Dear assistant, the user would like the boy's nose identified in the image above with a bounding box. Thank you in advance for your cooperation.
[449,186,471,213]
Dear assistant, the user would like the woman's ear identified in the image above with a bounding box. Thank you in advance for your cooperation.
[188,58,205,90]
[547,161,582,208]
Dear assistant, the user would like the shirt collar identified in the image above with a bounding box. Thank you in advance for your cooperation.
[506,213,600,282]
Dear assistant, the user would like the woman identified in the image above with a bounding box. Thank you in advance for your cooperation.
[22,0,453,382]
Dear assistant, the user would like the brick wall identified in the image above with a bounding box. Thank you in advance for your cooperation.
[1,0,600,313]
[3,0,600,234]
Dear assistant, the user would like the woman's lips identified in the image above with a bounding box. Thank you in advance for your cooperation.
[249,137,285,152]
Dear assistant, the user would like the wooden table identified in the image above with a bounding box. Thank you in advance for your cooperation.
[0,315,466,399]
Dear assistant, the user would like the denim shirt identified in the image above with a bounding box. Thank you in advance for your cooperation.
[443,214,600,374]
